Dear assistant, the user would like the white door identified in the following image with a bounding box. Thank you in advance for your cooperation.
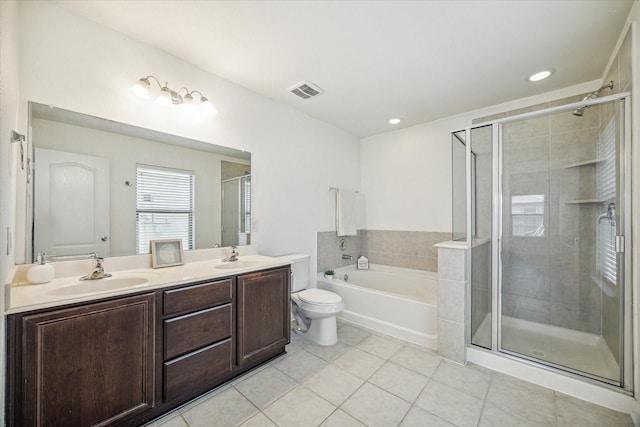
[34,148,111,258]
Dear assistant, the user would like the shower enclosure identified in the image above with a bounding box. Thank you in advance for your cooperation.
[221,175,251,247]
[453,91,632,389]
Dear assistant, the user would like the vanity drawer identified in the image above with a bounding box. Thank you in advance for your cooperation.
[163,278,232,316]
[163,338,233,402]
[164,304,232,359]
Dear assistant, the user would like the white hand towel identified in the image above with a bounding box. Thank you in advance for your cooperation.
[336,189,357,236]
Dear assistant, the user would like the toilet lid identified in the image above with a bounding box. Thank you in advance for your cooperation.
[298,288,342,305]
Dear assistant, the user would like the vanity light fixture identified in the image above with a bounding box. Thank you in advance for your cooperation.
[131,76,218,116]
[527,68,555,82]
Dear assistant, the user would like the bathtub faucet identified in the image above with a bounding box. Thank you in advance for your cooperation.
[341,254,354,261]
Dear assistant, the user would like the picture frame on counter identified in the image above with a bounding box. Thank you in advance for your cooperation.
[150,239,184,268]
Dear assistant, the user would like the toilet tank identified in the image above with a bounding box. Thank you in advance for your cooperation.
[280,253,310,292]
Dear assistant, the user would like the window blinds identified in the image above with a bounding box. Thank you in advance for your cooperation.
[136,165,195,254]
[596,117,617,285]
[241,175,251,234]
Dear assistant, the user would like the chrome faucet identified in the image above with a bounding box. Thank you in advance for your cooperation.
[222,246,239,262]
[80,256,112,281]
[341,254,354,261]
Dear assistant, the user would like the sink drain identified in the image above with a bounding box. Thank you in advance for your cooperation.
[531,350,546,357]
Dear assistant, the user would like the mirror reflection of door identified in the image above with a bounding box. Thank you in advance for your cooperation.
[221,175,251,247]
[34,148,111,257]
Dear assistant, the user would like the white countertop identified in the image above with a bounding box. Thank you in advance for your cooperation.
[7,249,291,314]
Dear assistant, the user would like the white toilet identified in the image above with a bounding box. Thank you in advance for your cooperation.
[285,254,344,346]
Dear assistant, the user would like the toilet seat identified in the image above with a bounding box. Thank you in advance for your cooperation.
[292,289,344,314]
[298,288,342,305]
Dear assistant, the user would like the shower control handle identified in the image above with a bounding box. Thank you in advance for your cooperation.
[597,203,616,226]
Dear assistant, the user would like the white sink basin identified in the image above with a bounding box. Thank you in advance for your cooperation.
[215,260,264,270]
[48,277,149,296]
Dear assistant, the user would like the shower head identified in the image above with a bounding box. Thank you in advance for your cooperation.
[573,81,614,117]
[572,107,586,117]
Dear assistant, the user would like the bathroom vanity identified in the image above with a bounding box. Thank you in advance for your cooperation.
[5,257,291,426]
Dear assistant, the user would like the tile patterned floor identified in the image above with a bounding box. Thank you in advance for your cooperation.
[146,323,632,427]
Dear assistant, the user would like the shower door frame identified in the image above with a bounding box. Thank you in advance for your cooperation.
[465,92,633,391]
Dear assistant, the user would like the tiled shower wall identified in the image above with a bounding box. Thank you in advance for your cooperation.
[316,230,449,273]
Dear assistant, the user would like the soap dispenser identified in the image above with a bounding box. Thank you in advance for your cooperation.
[27,252,55,284]
[357,255,369,270]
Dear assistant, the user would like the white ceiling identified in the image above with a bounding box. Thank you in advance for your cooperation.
[53,0,634,138]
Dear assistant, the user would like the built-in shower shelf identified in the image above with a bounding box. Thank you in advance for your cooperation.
[564,158,605,168]
[564,198,608,204]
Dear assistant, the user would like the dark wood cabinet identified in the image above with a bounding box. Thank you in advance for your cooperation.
[7,267,291,426]
[17,293,155,427]
[162,278,234,402]
[237,267,291,367]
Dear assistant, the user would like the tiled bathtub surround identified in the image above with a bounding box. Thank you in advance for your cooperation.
[316,232,360,273]
[360,230,449,272]
[316,230,449,273]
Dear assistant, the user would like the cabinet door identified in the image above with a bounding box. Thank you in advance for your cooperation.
[237,267,290,367]
[22,293,155,427]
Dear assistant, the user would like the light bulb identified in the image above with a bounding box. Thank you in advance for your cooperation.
[131,78,150,99]
[200,97,218,116]
[182,93,197,113]
[156,87,173,107]
[527,69,555,82]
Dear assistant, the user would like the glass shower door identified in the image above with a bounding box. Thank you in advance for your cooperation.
[469,125,493,349]
[499,98,626,384]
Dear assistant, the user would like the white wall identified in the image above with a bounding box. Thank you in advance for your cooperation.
[0,0,20,423]
[17,2,361,273]
[360,81,599,232]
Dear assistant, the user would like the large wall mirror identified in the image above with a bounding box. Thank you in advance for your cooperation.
[26,102,251,263]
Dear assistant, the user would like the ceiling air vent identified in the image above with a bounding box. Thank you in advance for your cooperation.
[288,80,323,99]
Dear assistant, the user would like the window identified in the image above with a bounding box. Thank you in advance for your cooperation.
[511,194,545,237]
[136,165,195,254]
[240,175,251,234]
[597,117,617,285]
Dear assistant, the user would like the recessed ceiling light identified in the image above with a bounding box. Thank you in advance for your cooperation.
[388,118,402,125]
[527,69,555,82]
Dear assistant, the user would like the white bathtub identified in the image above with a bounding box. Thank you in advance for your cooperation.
[316,264,438,349]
